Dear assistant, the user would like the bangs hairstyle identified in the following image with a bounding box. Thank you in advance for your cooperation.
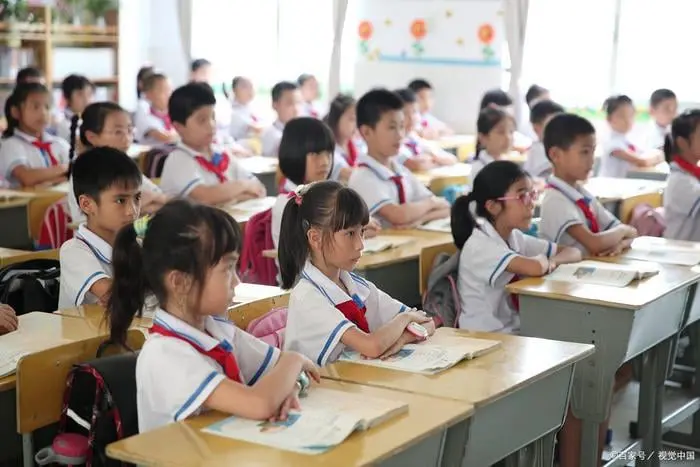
[279,118,335,186]
[79,101,126,147]
[664,109,700,163]
[71,147,142,202]
[3,82,50,138]
[603,94,633,117]
[278,181,369,289]
[16,66,43,84]
[108,199,242,346]
[169,82,216,124]
[324,93,356,139]
[475,107,510,156]
[543,113,595,160]
[61,74,94,101]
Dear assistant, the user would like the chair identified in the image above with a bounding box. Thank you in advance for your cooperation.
[227,294,289,330]
[418,243,457,296]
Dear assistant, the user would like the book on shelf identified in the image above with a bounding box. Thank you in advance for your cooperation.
[202,387,407,454]
[546,260,659,287]
[418,217,451,233]
[362,235,412,254]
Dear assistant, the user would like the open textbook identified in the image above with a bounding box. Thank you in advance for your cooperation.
[362,235,412,254]
[621,238,700,266]
[202,387,407,454]
[339,337,501,374]
[0,335,71,378]
[419,217,451,233]
[547,260,659,287]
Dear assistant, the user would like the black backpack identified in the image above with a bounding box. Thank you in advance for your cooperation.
[0,259,60,315]
[142,143,177,179]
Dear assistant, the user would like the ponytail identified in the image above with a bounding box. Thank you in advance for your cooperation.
[3,82,49,139]
[666,109,700,165]
[451,193,478,249]
[107,223,147,348]
[67,114,80,176]
[2,94,16,138]
[663,134,674,163]
[222,82,230,100]
[474,107,508,161]
[278,197,310,289]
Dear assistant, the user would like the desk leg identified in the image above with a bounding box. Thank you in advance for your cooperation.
[22,434,32,467]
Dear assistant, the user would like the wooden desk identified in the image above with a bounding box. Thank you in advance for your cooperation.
[435,134,476,162]
[584,177,665,223]
[233,282,288,305]
[414,163,471,194]
[508,260,700,466]
[0,248,58,267]
[627,162,669,181]
[0,191,34,249]
[324,328,593,466]
[237,156,279,195]
[220,196,277,230]
[106,379,473,467]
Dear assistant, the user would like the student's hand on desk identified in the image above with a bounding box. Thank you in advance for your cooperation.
[405,309,433,325]
[242,180,266,198]
[0,304,18,334]
[431,196,451,210]
[379,332,414,360]
[364,218,382,238]
[623,225,639,239]
[271,391,301,422]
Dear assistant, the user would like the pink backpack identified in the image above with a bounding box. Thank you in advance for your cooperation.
[239,208,278,286]
[629,204,666,237]
[246,307,288,348]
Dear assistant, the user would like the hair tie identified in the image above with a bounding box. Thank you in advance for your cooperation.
[134,215,150,239]
[288,184,307,206]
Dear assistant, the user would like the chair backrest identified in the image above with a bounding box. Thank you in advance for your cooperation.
[227,294,290,330]
[419,243,457,295]
[16,330,145,434]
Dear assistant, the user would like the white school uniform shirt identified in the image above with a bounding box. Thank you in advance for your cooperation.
[55,109,77,143]
[523,141,551,178]
[0,130,70,188]
[137,309,280,432]
[160,143,258,198]
[133,106,169,145]
[598,130,637,178]
[664,162,700,241]
[229,100,258,140]
[284,261,407,366]
[347,153,432,227]
[271,188,294,250]
[299,101,324,119]
[58,224,113,308]
[136,97,150,113]
[458,218,556,333]
[470,150,496,180]
[538,175,619,254]
[260,121,284,158]
[331,144,352,181]
[646,121,669,151]
[417,112,446,133]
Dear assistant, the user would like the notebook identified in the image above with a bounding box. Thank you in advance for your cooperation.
[202,387,407,454]
[339,337,501,374]
[418,217,451,233]
[547,260,659,287]
[362,236,412,254]
[0,334,71,378]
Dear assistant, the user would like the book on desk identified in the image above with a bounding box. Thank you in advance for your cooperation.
[547,260,659,287]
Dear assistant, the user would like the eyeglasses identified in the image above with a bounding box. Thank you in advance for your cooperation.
[496,190,540,205]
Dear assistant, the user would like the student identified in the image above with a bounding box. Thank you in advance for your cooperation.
[0,304,17,335]
[58,147,142,308]
[16,66,44,85]
[160,83,265,205]
[348,89,450,228]
[522,84,550,138]
[133,73,177,145]
[663,110,700,241]
[523,100,564,178]
[394,88,457,171]
[190,58,212,83]
[297,73,322,119]
[647,88,678,151]
[599,94,662,177]
[471,107,514,179]
[452,161,581,332]
[227,76,261,140]
[135,65,154,112]
[539,113,638,255]
[260,81,301,158]
[55,74,94,143]
[66,102,167,223]
[479,88,531,151]
[280,181,435,364]
[106,199,320,432]
[0,82,69,188]
[325,93,359,182]
[407,78,452,138]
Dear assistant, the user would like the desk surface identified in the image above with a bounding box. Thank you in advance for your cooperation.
[236,155,279,175]
[584,177,666,203]
[323,328,594,408]
[357,229,453,271]
[508,258,700,310]
[221,196,277,225]
[127,144,152,158]
[414,163,471,187]
[630,162,670,175]
[106,379,473,467]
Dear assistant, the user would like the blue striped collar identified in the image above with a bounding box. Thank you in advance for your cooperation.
[546,175,592,204]
[14,129,53,145]
[357,154,403,181]
[301,261,371,309]
[477,216,518,251]
[153,308,234,352]
[75,224,113,265]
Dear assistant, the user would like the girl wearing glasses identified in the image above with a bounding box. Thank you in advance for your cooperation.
[450,160,581,333]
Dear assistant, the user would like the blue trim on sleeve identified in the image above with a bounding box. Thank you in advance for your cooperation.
[173,371,219,421]
[317,320,351,366]
[546,242,553,259]
[74,271,109,306]
[248,346,274,385]
[488,252,516,287]
[180,178,202,196]
[398,304,407,313]
[554,219,581,242]
[690,196,700,217]
[368,199,392,214]
[604,219,620,230]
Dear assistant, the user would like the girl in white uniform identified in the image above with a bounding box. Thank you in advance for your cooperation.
[279,181,435,366]
[55,74,94,143]
[451,160,581,333]
[325,94,358,182]
[470,107,514,179]
[107,199,320,433]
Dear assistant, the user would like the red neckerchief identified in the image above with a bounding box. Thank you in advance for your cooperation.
[150,107,173,131]
[673,156,700,180]
[627,143,637,153]
[546,183,599,233]
[358,163,406,204]
[150,323,242,382]
[346,140,358,167]
[405,138,420,156]
[335,299,369,333]
[194,153,230,183]
[31,139,59,166]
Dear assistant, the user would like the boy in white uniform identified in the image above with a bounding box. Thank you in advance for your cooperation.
[161,83,265,205]
[260,81,301,157]
[646,88,677,151]
[59,147,142,308]
[407,78,452,139]
[523,100,564,178]
[348,89,450,228]
[228,76,262,140]
[133,73,178,146]
[539,113,637,255]
[297,74,324,119]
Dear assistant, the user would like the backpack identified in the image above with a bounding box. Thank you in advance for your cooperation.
[422,252,461,328]
[141,143,177,179]
[38,198,73,249]
[629,204,666,237]
[0,259,60,315]
[246,307,288,348]
[239,208,278,286]
[39,350,139,466]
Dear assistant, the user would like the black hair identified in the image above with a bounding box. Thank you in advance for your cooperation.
[650,88,677,108]
[543,113,596,161]
[407,79,432,93]
[191,58,211,73]
[61,74,93,102]
[169,82,216,125]
[136,66,154,99]
[525,85,548,106]
[2,82,50,138]
[529,100,565,125]
[271,81,298,103]
[475,107,509,157]
[324,93,356,140]
[71,146,142,205]
[16,66,43,84]
[142,73,167,93]
[278,181,369,289]
[602,94,633,117]
[108,199,242,347]
[356,88,403,129]
[297,74,315,86]
[394,88,417,104]
[479,89,513,110]
[451,161,527,249]
[72,101,128,168]
[223,76,246,99]
[279,118,335,186]
[663,110,700,163]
